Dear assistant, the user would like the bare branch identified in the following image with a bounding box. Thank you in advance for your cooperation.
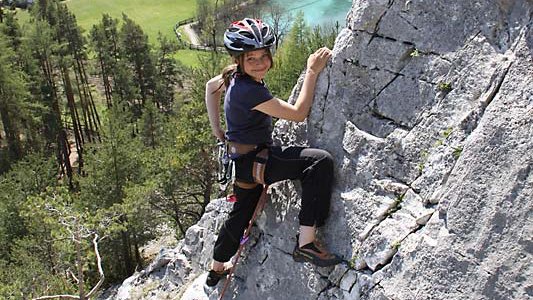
[32,234,105,300]
[33,295,80,300]
[86,234,105,298]
[68,268,80,284]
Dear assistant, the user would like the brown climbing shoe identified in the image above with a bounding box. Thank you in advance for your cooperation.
[205,267,231,287]
[293,239,342,267]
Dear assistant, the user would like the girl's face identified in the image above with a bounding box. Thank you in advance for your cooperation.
[240,49,272,82]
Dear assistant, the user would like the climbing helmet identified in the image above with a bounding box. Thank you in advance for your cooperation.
[223,18,276,57]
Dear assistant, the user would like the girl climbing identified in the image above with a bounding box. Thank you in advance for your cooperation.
[204,18,341,287]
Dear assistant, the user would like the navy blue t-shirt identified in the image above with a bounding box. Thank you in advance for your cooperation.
[224,74,273,145]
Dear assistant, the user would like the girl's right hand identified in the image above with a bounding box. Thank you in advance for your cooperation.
[307,47,332,75]
[213,128,225,142]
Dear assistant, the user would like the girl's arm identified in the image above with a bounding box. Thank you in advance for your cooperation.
[254,47,332,122]
[205,75,226,141]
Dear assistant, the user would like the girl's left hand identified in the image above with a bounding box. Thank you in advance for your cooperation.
[307,47,332,75]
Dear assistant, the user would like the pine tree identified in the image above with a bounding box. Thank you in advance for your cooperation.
[78,105,145,280]
[113,60,141,115]
[174,53,226,215]
[139,100,164,149]
[1,10,22,51]
[267,11,311,99]
[266,12,338,100]
[0,38,26,167]
[27,18,74,187]
[55,3,101,146]
[51,2,101,175]
[0,154,56,261]
[0,154,64,299]
[136,53,226,237]
[90,14,120,108]
[33,0,59,27]
[119,14,156,111]
[154,32,182,111]
[21,0,102,182]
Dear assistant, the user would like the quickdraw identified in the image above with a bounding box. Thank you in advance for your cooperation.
[216,141,234,190]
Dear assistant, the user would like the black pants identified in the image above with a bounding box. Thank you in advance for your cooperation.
[213,146,334,263]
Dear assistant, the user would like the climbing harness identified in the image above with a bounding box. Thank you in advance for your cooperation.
[219,184,269,300]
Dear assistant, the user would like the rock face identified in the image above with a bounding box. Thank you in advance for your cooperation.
[102,0,533,299]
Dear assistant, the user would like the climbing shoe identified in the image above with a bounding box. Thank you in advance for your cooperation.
[205,268,231,287]
[293,239,342,267]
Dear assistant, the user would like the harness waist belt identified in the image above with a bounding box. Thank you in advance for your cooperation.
[226,142,269,186]
[234,181,259,189]
[227,142,258,155]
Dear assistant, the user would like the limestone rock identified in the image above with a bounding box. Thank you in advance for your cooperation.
[101,1,533,299]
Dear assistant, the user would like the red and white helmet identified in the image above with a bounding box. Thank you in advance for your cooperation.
[223,18,276,57]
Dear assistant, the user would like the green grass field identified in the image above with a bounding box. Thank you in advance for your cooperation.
[66,0,196,41]
[12,1,213,67]
[65,0,204,66]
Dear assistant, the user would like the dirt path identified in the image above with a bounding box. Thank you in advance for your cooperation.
[183,22,201,46]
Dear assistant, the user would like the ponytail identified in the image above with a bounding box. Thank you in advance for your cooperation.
[222,63,238,88]
[212,62,237,94]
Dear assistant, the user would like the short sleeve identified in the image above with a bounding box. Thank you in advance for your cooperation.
[244,83,273,110]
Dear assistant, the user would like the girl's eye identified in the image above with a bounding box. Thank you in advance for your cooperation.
[247,54,268,62]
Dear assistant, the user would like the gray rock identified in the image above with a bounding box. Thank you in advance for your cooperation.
[102,1,533,299]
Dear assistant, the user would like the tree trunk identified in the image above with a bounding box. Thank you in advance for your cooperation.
[136,62,146,106]
[42,56,73,188]
[171,196,186,236]
[99,56,113,107]
[149,112,156,149]
[121,229,134,275]
[0,93,22,161]
[132,231,142,269]
[77,58,101,142]
[58,127,73,188]
[73,62,91,144]
[61,65,83,177]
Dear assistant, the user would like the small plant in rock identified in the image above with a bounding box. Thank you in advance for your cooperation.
[392,193,405,211]
[348,256,358,269]
[395,193,405,205]
[435,127,454,147]
[442,127,453,138]
[385,194,405,217]
[410,48,420,57]
[452,146,463,159]
[437,82,453,92]
[391,240,401,250]
[418,149,429,172]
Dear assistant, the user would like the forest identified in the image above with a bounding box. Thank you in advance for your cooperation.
[0,0,337,298]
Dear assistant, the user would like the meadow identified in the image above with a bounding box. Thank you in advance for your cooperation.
[66,0,194,42]
[64,0,206,67]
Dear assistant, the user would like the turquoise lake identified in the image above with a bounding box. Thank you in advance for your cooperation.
[270,0,352,27]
